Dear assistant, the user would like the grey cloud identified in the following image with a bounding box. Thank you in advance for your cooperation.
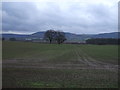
[2,2,118,34]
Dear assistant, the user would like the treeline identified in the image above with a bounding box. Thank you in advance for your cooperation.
[86,38,120,45]
[2,37,16,41]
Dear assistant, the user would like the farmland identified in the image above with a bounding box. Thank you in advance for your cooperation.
[2,41,119,88]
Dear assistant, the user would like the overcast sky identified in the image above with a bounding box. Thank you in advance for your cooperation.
[1,0,119,34]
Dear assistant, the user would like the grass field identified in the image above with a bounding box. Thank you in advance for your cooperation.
[2,41,119,88]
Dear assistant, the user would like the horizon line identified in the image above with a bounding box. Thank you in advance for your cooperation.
[1,31,119,35]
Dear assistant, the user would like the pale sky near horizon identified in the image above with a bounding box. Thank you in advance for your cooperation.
[1,0,119,34]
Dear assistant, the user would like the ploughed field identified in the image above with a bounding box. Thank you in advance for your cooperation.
[2,41,119,88]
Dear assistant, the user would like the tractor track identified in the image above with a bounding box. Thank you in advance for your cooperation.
[2,47,118,71]
[74,47,118,71]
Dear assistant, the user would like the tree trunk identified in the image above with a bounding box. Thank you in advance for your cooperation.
[50,39,52,44]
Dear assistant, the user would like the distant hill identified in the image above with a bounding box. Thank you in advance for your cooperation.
[91,32,119,39]
[30,32,93,41]
[31,32,45,38]
[2,34,30,40]
[1,32,120,42]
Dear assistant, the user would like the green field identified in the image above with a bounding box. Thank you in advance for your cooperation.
[2,41,119,88]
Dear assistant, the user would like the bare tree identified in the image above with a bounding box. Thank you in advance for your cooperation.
[55,31,66,44]
[44,30,66,44]
[44,30,56,44]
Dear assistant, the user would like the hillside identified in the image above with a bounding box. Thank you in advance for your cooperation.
[2,32,120,42]
[91,32,119,39]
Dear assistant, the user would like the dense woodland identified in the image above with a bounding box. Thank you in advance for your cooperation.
[86,38,120,45]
